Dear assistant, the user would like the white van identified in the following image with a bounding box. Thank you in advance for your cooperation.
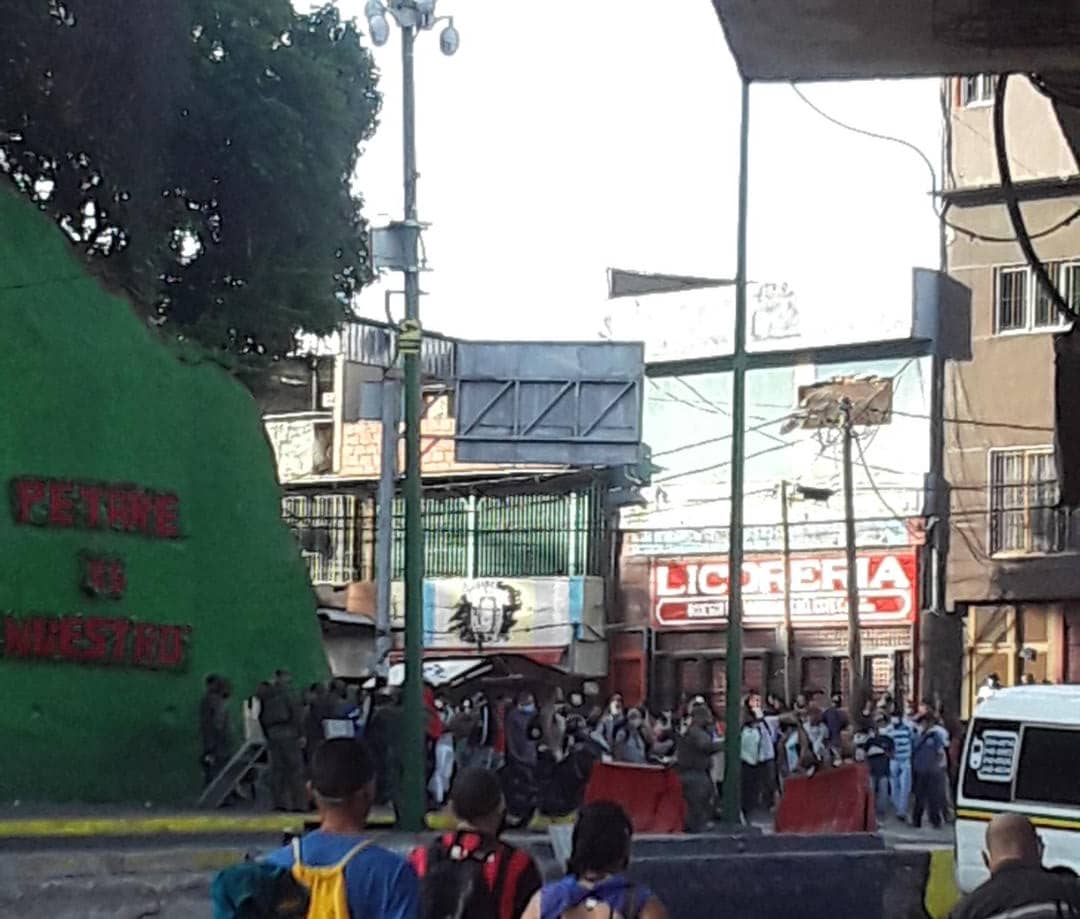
[956,685,1080,892]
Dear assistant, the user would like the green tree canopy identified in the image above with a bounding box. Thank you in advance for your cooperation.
[1,0,380,360]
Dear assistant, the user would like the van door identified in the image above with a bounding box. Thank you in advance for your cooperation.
[957,717,1021,892]
[1013,725,1080,875]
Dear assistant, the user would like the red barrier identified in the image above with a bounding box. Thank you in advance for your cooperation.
[774,763,877,834]
[584,762,687,834]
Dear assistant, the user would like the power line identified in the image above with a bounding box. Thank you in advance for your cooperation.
[853,430,910,523]
[651,408,798,459]
[790,83,1080,246]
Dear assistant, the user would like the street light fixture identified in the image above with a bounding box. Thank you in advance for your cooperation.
[362,0,459,833]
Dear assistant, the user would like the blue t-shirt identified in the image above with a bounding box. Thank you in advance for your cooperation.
[265,831,419,919]
[539,875,653,919]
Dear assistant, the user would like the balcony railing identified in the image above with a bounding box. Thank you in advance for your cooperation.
[341,318,456,380]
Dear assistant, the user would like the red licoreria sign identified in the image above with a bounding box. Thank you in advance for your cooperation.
[651,548,918,628]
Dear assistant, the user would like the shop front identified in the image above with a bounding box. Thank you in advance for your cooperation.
[646,547,920,709]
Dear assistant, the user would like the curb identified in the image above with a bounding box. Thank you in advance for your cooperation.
[0,811,395,840]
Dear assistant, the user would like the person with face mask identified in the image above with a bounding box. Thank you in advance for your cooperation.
[506,691,539,769]
[599,693,625,751]
[882,708,915,822]
[739,693,777,817]
[676,702,724,832]
[612,707,652,765]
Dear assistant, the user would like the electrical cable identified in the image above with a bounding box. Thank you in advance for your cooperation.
[791,82,1080,247]
[993,74,1079,323]
[853,430,909,523]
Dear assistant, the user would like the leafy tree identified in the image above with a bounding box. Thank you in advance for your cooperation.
[1,0,380,360]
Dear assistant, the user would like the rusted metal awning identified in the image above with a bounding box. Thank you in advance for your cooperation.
[710,0,1080,82]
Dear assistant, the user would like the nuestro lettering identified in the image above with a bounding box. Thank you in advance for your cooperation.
[1,614,191,671]
[10,477,180,539]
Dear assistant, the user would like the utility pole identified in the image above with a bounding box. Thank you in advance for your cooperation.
[780,480,794,705]
[840,397,862,706]
[722,79,751,825]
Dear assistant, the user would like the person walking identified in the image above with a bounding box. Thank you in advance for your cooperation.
[521,801,669,919]
[676,702,723,833]
[950,814,1080,919]
[410,767,542,919]
[259,669,307,812]
[912,714,949,829]
[262,738,419,918]
[882,710,915,822]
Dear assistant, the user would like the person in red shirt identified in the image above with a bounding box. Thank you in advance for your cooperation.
[410,767,542,919]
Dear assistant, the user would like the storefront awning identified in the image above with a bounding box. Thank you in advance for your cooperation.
[710,0,1080,82]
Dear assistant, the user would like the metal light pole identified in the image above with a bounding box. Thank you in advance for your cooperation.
[780,480,794,705]
[365,0,459,832]
[722,79,751,825]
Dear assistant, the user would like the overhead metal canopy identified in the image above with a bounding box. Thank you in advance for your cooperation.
[711,0,1080,82]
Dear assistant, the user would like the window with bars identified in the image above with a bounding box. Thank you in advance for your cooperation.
[959,75,997,108]
[994,262,1079,335]
[989,448,1079,555]
[282,494,362,585]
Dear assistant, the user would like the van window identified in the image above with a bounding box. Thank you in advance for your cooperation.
[1016,727,1080,807]
[963,719,1020,803]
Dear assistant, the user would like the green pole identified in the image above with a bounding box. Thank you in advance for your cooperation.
[722,78,750,825]
[399,19,426,833]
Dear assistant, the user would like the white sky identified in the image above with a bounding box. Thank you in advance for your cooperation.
[326,0,945,342]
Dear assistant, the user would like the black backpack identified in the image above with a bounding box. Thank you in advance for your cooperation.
[420,832,510,919]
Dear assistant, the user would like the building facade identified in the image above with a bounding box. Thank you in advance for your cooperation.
[260,321,614,679]
[603,288,939,709]
[943,75,1080,714]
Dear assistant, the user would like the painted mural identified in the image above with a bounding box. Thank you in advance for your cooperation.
[0,190,328,803]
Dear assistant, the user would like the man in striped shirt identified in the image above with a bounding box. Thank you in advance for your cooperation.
[882,712,915,822]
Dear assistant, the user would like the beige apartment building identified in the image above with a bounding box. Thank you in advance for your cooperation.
[944,75,1080,714]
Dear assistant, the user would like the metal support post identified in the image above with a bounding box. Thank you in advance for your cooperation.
[399,21,426,833]
[780,481,794,705]
[722,79,750,825]
[840,397,862,706]
[374,378,400,679]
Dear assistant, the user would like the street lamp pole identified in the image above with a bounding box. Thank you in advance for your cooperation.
[398,18,426,835]
[365,0,460,832]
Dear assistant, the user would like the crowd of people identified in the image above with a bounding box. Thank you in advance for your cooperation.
[200,671,970,834]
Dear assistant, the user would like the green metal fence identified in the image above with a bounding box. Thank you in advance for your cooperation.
[391,484,607,580]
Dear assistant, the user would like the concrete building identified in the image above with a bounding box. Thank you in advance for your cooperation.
[258,320,612,680]
[942,75,1080,713]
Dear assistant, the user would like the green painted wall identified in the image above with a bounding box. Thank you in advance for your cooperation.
[0,190,328,803]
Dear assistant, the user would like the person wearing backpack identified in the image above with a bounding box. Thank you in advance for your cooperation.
[409,766,542,919]
[521,801,669,919]
[261,737,419,919]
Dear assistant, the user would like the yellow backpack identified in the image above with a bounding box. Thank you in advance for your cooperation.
[290,837,373,919]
